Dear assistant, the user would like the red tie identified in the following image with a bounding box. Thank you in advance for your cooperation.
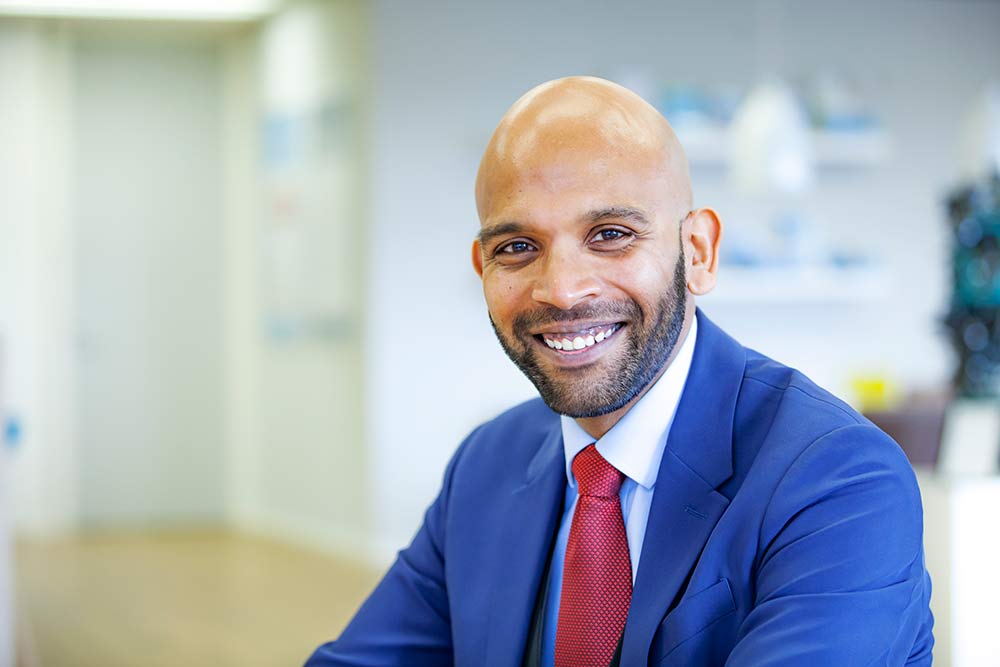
[554,444,632,667]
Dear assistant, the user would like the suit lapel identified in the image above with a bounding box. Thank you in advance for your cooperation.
[485,421,566,667]
[619,309,745,666]
[619,451,730,664]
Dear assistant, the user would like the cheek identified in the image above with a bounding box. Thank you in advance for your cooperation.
[483,272,527,314]
[606,260,670,298]
[483,270,530,300]
[604,260,682,320]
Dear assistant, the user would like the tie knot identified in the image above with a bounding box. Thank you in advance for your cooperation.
[572,444,624,498]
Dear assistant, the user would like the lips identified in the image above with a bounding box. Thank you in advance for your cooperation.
[535,322,624,353]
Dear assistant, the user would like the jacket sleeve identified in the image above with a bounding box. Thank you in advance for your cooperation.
[305,433,476,667]
[726,424,934,666]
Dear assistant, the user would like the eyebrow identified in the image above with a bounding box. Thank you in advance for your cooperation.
[477,221,527,246]
[477,206,651,246]
[587,206,651,226]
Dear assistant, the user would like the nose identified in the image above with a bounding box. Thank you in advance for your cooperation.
[530,245,601,310]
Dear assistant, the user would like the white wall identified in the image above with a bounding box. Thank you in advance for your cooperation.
[0,348,12,667]
[0,19,78,536]
[72,28,227,525]
[0,3,369,558]
[222,0,369,556]
[221,26,263,533]
[0,19,245,533]
[364,0,1000,559]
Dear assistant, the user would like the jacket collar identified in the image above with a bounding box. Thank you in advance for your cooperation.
[619,308,745,665]
[485,418,566,666]
[664,308,741,488]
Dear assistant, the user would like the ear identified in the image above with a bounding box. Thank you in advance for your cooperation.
[471,238,484,278]
[684,207,722,295]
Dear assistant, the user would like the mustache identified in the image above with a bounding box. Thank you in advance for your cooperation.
[510,301,641,334]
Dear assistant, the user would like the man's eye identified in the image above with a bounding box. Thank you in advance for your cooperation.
[591,228,629,243]
[498,240,536,254]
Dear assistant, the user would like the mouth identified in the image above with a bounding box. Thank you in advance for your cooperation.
[533,322,625,354]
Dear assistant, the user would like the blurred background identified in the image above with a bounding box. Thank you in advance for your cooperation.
[1,0,999,665]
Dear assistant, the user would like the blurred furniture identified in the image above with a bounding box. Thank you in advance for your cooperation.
[869,394,1000,665]
[865,392,950,467]
[937,400,1000,476]
[866,391,1000,475]
[919,474,1000,667]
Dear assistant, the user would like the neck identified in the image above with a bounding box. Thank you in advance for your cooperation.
[573,307,694,441]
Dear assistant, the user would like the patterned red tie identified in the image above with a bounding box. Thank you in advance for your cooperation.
[554,444,633,667]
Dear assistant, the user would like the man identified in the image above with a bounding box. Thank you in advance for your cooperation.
[307,76,934,666]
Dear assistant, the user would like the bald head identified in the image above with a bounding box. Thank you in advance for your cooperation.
[471,77,721,434]
[475,76,692,224]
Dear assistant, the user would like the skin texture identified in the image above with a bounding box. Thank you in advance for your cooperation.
[472,76,722,439]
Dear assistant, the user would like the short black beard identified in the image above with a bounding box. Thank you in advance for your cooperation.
[489,247,688,418]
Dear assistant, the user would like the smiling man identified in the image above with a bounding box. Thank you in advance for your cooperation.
[306,77,934,667]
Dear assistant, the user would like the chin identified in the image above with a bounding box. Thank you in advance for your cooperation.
[534,371,642,419]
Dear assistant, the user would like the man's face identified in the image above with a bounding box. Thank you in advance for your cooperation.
[473,151,691,418]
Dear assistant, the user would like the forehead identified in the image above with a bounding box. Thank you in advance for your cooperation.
[478,141,674,227]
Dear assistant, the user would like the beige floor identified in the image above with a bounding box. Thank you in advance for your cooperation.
[15,531,382,667]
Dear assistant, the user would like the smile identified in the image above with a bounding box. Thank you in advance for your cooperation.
[537,323,624,353]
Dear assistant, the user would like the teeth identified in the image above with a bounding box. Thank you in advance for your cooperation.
[542,324,620,352]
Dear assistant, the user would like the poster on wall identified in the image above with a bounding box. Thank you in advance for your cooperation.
[260,96,357,344]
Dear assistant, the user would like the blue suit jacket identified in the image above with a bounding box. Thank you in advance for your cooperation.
[307,310,934,666]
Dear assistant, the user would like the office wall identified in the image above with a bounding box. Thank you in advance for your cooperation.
[0,20,77,535]
[0,20,246,532]
[0,348,11,667]
[222,0,369,555]
[0,3,368,555]
[72,29,227,525]
[364,0,1000,558]
[221,25,263,537]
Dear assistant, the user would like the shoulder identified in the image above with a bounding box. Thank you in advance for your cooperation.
[686,312,892,486]
[731,347,920,523]
[445,397,560,483]
[736,347,883,454]
[461,397,559,453]
[729,346,917,503]
[475,397,559,438]
[742,348,865,431]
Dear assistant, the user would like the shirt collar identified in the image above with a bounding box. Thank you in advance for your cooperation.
[560,316,697,491]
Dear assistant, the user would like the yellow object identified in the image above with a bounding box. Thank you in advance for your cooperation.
[850,373,902,413]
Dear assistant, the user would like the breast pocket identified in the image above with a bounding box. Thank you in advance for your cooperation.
[648,578,737,666]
